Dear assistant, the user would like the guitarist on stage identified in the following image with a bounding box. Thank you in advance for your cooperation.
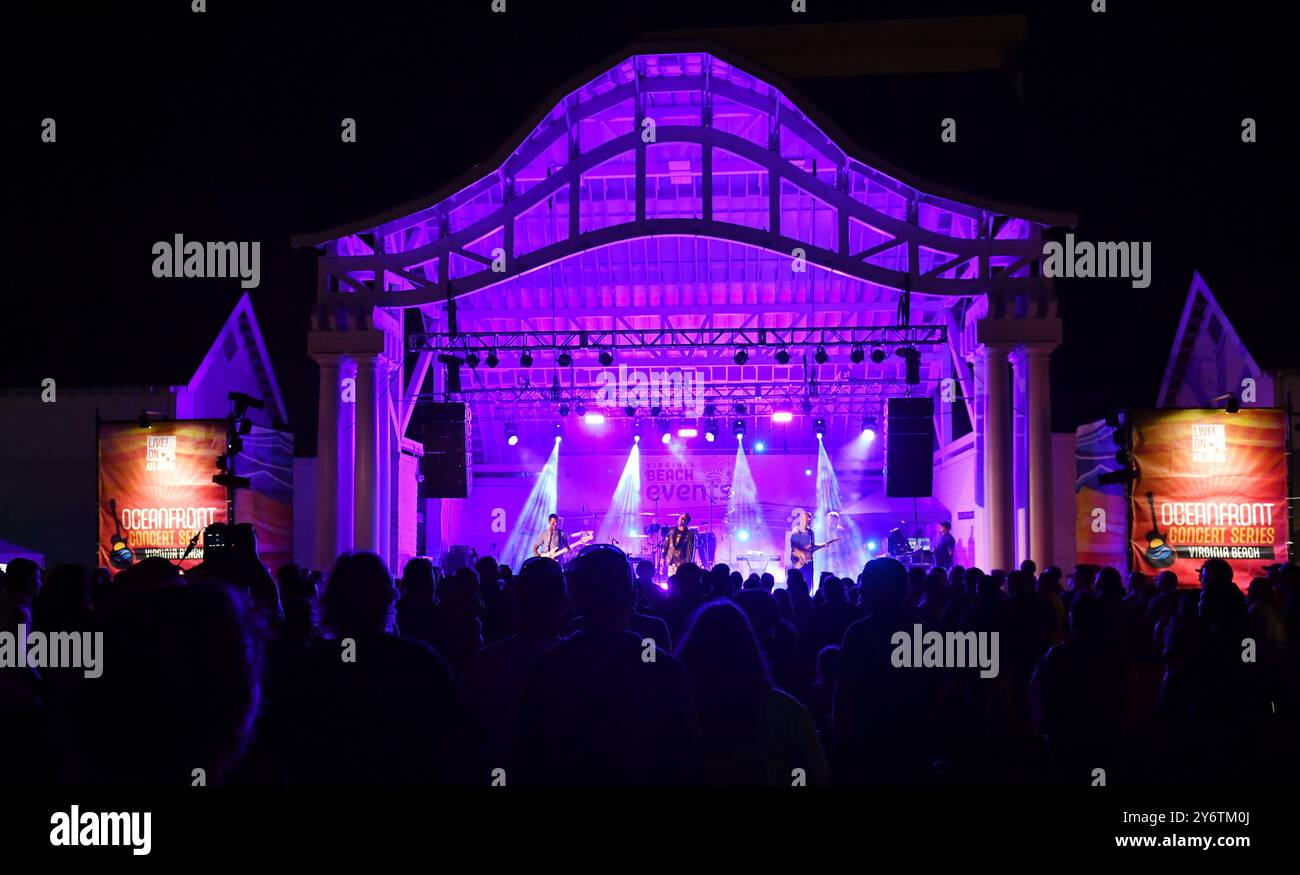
[663,513,696,576]
[789,511,838,588]
[533,513,569,560]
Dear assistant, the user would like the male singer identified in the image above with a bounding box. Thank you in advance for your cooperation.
[663,513,695,575]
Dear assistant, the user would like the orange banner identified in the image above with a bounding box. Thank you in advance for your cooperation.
[1130,408,1289,587]
[98,420,228,570]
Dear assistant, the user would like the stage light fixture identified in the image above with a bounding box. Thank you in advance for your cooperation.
[465,351,480,369]
[634,434,641,444]
[733,419,746,437]
[867,540,878,551]
[870,347,887,364]
[814,418,826,439]
[898,346,921,385]
[661,431,673,445]
[814,346,829,365]
[598,349,614,367]
[737,529,750,542]
[625,404,637,417]
[734,348,748,365]
[704,423,717,442]
[583,412,606,426]
[800,398,813,414]
[505,423,519,446]
[678,427,698,438]
[775,348,791,365]
[754,441,765,453]
[850,345,865,364]
[519,350,534,368]
[772,409,793,424]
[559,403,571,417]
[734,401,746,415]
[805,468,813,476]
[574,402,586,417]
[557,351,573,367]
[703,402,717,417]
[486,350,500,368]
[861,416,877,441]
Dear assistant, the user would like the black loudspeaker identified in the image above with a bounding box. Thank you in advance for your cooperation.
[885,397,934,497]
[419,402,472,498]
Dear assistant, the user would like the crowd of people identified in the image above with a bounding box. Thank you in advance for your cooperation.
[2,542,1298,786]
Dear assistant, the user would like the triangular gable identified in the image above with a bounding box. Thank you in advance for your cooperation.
[1157,271,1265,408]
[182,292,289,426]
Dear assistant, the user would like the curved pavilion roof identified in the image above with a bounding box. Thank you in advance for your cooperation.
[298,43,1074,454]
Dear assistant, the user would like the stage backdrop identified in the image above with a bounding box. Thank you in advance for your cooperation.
[98,420,293,572]
[1129,408,1288,586]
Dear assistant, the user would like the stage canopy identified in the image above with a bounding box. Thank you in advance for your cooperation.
[296,44,1074,573]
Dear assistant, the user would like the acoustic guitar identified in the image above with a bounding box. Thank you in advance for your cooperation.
[107,498,135,569]
[1142,492,1176,568]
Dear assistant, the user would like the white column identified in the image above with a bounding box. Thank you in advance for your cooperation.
[979,343,1014,571]
[337,358,356,556]
[353,353,381,554]
[312,354,341,571]
[1013,343,1056,570]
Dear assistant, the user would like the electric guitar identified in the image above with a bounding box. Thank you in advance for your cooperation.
[538,530,594,560]
[790,536,840,570]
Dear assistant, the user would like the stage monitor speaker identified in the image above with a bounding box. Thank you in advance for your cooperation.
[885,397,934,497]
[418,402,472,498]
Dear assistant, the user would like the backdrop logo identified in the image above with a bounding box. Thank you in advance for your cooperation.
[593,365,705,416]
[145,435,177,472]
[1191,423,1226,463]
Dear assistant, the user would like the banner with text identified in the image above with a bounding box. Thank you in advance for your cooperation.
[98,420,293,572]
[1130,407,1288,586]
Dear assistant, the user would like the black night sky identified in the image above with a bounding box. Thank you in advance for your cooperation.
[6,0,1294,454]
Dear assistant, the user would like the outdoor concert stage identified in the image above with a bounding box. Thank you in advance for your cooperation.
[294,45,1078,580]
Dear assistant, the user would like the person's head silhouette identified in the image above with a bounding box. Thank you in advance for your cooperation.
[567,544,634,632]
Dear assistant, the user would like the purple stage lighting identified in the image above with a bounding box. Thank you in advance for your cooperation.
[661,431,672,445]
[754,441,765,453]
[804,468,812,476]
[584,412,607,425]
[772,410,793,424]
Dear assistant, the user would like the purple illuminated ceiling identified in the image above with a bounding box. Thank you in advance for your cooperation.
[304,49,1061,459]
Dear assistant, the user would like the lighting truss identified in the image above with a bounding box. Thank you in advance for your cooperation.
[409,325,946,355]
[415,378,921,421]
